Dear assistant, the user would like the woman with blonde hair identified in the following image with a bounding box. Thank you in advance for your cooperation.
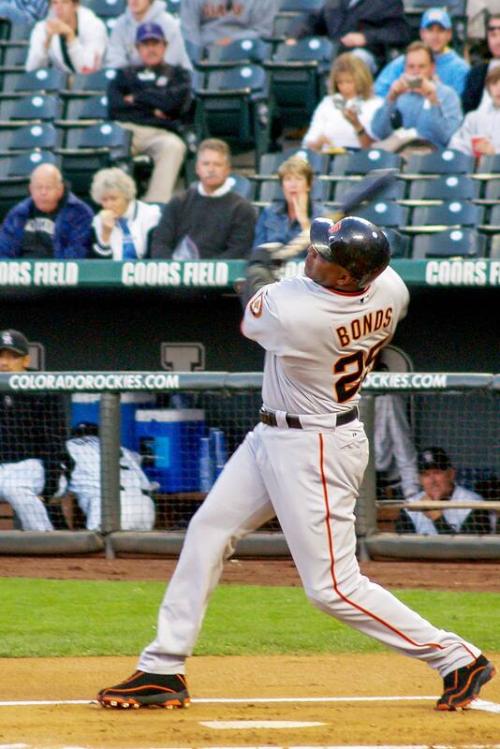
[91,168,161,260]
[253,154,325,248]
[302,53,382,152]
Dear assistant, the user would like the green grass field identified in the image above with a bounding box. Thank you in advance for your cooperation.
[1,578,499,658]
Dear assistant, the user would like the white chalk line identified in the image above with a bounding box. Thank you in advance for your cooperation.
[1,694,499,714]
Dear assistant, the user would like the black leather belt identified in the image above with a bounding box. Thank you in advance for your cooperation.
[259,407,358,429]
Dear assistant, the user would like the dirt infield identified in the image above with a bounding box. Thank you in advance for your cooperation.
[0,555,499,591]
[0,653,499,749]
[0,557,499,748]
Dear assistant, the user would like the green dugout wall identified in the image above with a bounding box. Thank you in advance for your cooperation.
[0,258,498,372]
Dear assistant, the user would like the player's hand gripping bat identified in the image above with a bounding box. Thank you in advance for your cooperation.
[268,167,399,261]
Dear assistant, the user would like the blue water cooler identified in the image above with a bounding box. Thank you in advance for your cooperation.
[70,393,155,448]
[135,409,206,492]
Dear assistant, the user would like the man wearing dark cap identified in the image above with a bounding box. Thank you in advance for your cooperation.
[0,330,69,531]
[396,446,491,535]
[107,22,192,203]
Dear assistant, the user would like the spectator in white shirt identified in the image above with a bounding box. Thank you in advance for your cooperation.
[25,0,107,74]
[450,66,500,156]
[302,53,381,152]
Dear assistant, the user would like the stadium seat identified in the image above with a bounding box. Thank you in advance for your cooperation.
[165,0,182,14]
[83,0,126,18]
[382,228,411,258]
[0,122,62,155]
[270,12,303,43]
[7,23,34,41]
[403,149,475,176]
[0,149,61,177]
[410,202,484,231]
[258,178,330,202]
[333,177,405,203]
[198,38,272,71]
[489,233,500,259]
[264,38,335,129]
[70,68,118,94]
[64,94,109,123]
[485,204,500,231]
[412,228,487,259]
[341,201,409,228]
[482,178,500,204]
[331,149,403,176]
[226,173,255,200]
[1,67,67,94]
[475,154,500,176]
[0,42,29,72]
[0,94,63,123]
[194,65,271,163]
[406,175,480,204]
[279,0,323,9]
[58,122,132,198]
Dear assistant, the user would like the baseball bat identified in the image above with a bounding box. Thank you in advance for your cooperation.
[271,167,399,261]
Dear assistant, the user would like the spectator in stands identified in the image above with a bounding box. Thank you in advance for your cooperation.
[0,164,93,259]
[66,422,155,532]
[449,66,500,155]
[375,9,469,98]
[180,0,279,49]
[395,446,491,535]
[0,329,69,532]
[151,138,256,259]
[302,53,381,152]
[0,0,48,26]
[25,0,108,74]
[253,155,324,249]
[462,13,500,114]
[106,0,192,71]
[107,22,192,204]
[467,1,500,62]
[90,167,161,260]
[370,41,462,150]
[287,0,410,73]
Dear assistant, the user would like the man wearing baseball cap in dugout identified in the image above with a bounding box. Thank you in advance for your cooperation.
[396,446,492,535]
[107,21,192,203]
[0,329,69,531]
[375,7,469,97]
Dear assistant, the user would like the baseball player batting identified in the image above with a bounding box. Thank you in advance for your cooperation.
[97,216,495,712]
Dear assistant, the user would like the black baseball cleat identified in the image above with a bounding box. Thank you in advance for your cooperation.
[97,670,190,709]
[436,654,496,711]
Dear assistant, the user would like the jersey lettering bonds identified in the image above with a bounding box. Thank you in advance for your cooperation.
[242,266,409,414]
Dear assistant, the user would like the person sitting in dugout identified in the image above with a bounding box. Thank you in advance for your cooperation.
[395,446,491,535]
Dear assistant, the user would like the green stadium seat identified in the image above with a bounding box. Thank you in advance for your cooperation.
[412,228,487,258]
[194,64,271,164]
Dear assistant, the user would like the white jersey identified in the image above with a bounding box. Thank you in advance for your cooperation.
[242,265,409,414]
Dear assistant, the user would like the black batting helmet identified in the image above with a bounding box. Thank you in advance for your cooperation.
[310,216,390,288]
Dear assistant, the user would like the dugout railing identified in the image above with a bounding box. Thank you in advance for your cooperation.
[0,371,498,559]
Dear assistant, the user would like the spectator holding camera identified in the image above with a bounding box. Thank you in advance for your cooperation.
[449,66,500,156]
[375,9,469,98]
[302,53,381,152]
[370,41,462,149]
